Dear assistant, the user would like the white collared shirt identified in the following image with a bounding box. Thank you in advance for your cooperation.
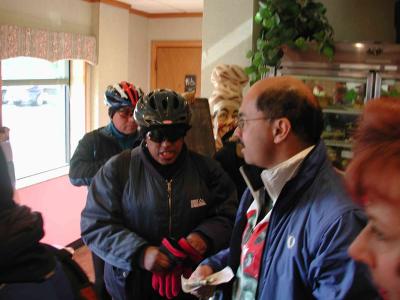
[261,145,315,205]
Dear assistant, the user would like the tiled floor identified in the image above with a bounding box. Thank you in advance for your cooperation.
[72,245,95,282]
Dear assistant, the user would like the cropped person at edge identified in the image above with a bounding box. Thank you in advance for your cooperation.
[347,97,400,300]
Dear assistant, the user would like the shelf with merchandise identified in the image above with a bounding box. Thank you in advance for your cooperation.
[322,107,362,115]
[326,145,353,171]
[324,139,352,149]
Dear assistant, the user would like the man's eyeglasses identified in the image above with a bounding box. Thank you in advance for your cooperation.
[117,107,134,118]
[237,117,269,129]
[146,127,187,143]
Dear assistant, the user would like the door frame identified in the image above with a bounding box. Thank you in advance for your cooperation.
[150,40,202,91]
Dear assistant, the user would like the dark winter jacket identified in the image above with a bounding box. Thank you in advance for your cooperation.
[69,124,140,187]
[204,141,380,299]
[81,143,238,299]
[214,141,246,199]
[0,148,55,284]
[0,206,78,300]
[0,149,77,300]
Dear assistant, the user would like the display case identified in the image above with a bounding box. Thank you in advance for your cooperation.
[375,68,400,98]
[277,42,400,170]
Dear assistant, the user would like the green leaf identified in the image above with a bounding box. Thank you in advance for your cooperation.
[255,12,263,24]
[322,45,334,59]
[263,17,275,29]
[294,37,306,49]
[259,6,271,19]
[257,39,267,50]
[258,65,270,75]
[249,73,258,86]
[259,1,267,10]
[313,31,325,41]
[253,52,263,67]
[267,37,281,49]
[389,89,400,97]
[246,50,254,59]
[244,65,257,75]
[315,2,326,14]
[267,47,279,61]
[344,89,357,103]
[274,13,280,25]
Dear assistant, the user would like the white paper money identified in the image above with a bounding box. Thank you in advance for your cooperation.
[181,266,234,293]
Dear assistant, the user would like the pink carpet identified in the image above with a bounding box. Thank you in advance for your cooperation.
[15,175,87,246]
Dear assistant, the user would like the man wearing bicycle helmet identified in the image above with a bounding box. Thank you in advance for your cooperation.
[69,81,143,300]
[81,89,237,299]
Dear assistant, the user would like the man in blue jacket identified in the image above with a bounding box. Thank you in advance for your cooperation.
[188,76,380,299]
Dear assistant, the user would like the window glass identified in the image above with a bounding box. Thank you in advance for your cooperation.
[2,57,68,80]
[1,57,70,180]
[380,79,400,97]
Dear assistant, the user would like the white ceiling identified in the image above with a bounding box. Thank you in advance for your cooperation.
[119,0,203,14]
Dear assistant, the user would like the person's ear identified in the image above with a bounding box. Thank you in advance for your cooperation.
[272,118,291,144]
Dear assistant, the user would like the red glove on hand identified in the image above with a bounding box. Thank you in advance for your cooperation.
[152,264,192,299]
[151,238,203,299]
[152,238,186,298]
[178,237,203,265]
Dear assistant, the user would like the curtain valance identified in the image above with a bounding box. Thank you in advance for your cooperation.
[0,25,97,65]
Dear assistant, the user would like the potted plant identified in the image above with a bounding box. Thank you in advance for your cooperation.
[246,0,335,85]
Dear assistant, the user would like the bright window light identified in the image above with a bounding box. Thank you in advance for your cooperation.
[1,57,70,181]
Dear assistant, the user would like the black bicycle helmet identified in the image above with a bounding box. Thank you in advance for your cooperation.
[134,89,191,128]
[104,81,143,109]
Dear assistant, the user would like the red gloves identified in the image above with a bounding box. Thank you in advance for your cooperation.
[178,238,203,264]
[151,237,203,299]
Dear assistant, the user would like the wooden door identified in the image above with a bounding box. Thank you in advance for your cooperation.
[151,41,202,97]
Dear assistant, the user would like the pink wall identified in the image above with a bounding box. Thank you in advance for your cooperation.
[15,175,87,246]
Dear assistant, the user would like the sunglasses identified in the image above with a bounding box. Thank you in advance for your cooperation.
[146,127,186,143]
[117,107,134,118]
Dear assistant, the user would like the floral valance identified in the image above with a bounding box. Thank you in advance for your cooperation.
[0,25,97,65]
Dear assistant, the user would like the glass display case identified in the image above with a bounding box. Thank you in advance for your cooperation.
[277,42,400,170]
[277,72,373,170]
[375,68,400,98]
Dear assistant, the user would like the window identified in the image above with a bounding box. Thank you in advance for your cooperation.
[1,57,71,184]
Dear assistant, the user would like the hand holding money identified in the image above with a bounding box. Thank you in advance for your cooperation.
[182,266,234,298]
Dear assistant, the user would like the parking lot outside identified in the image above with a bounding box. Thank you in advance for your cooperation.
[2,96,67,179]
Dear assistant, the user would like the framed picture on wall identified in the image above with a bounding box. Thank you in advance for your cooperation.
[184,75,196,92]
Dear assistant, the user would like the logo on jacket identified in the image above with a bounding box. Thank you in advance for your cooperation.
[287,234,296,249]
[191,198,207,208]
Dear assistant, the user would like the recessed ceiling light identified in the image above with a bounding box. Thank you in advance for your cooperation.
[355,43,364,49]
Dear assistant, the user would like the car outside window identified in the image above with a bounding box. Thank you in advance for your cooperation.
[1,57,70,181]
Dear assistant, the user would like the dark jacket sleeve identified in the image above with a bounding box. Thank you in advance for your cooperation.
[80,151,148,271]
[191,157,238,253]
[69,131,109,186]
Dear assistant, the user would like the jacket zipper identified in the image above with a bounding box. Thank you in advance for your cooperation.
[166,179,173,235]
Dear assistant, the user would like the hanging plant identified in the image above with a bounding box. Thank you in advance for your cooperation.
[245,0,335,85]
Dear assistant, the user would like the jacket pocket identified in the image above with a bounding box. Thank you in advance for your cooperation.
[104,263,130,300]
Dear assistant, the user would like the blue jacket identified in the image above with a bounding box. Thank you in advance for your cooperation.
[205,141,380,299]
[81,144,238,299]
